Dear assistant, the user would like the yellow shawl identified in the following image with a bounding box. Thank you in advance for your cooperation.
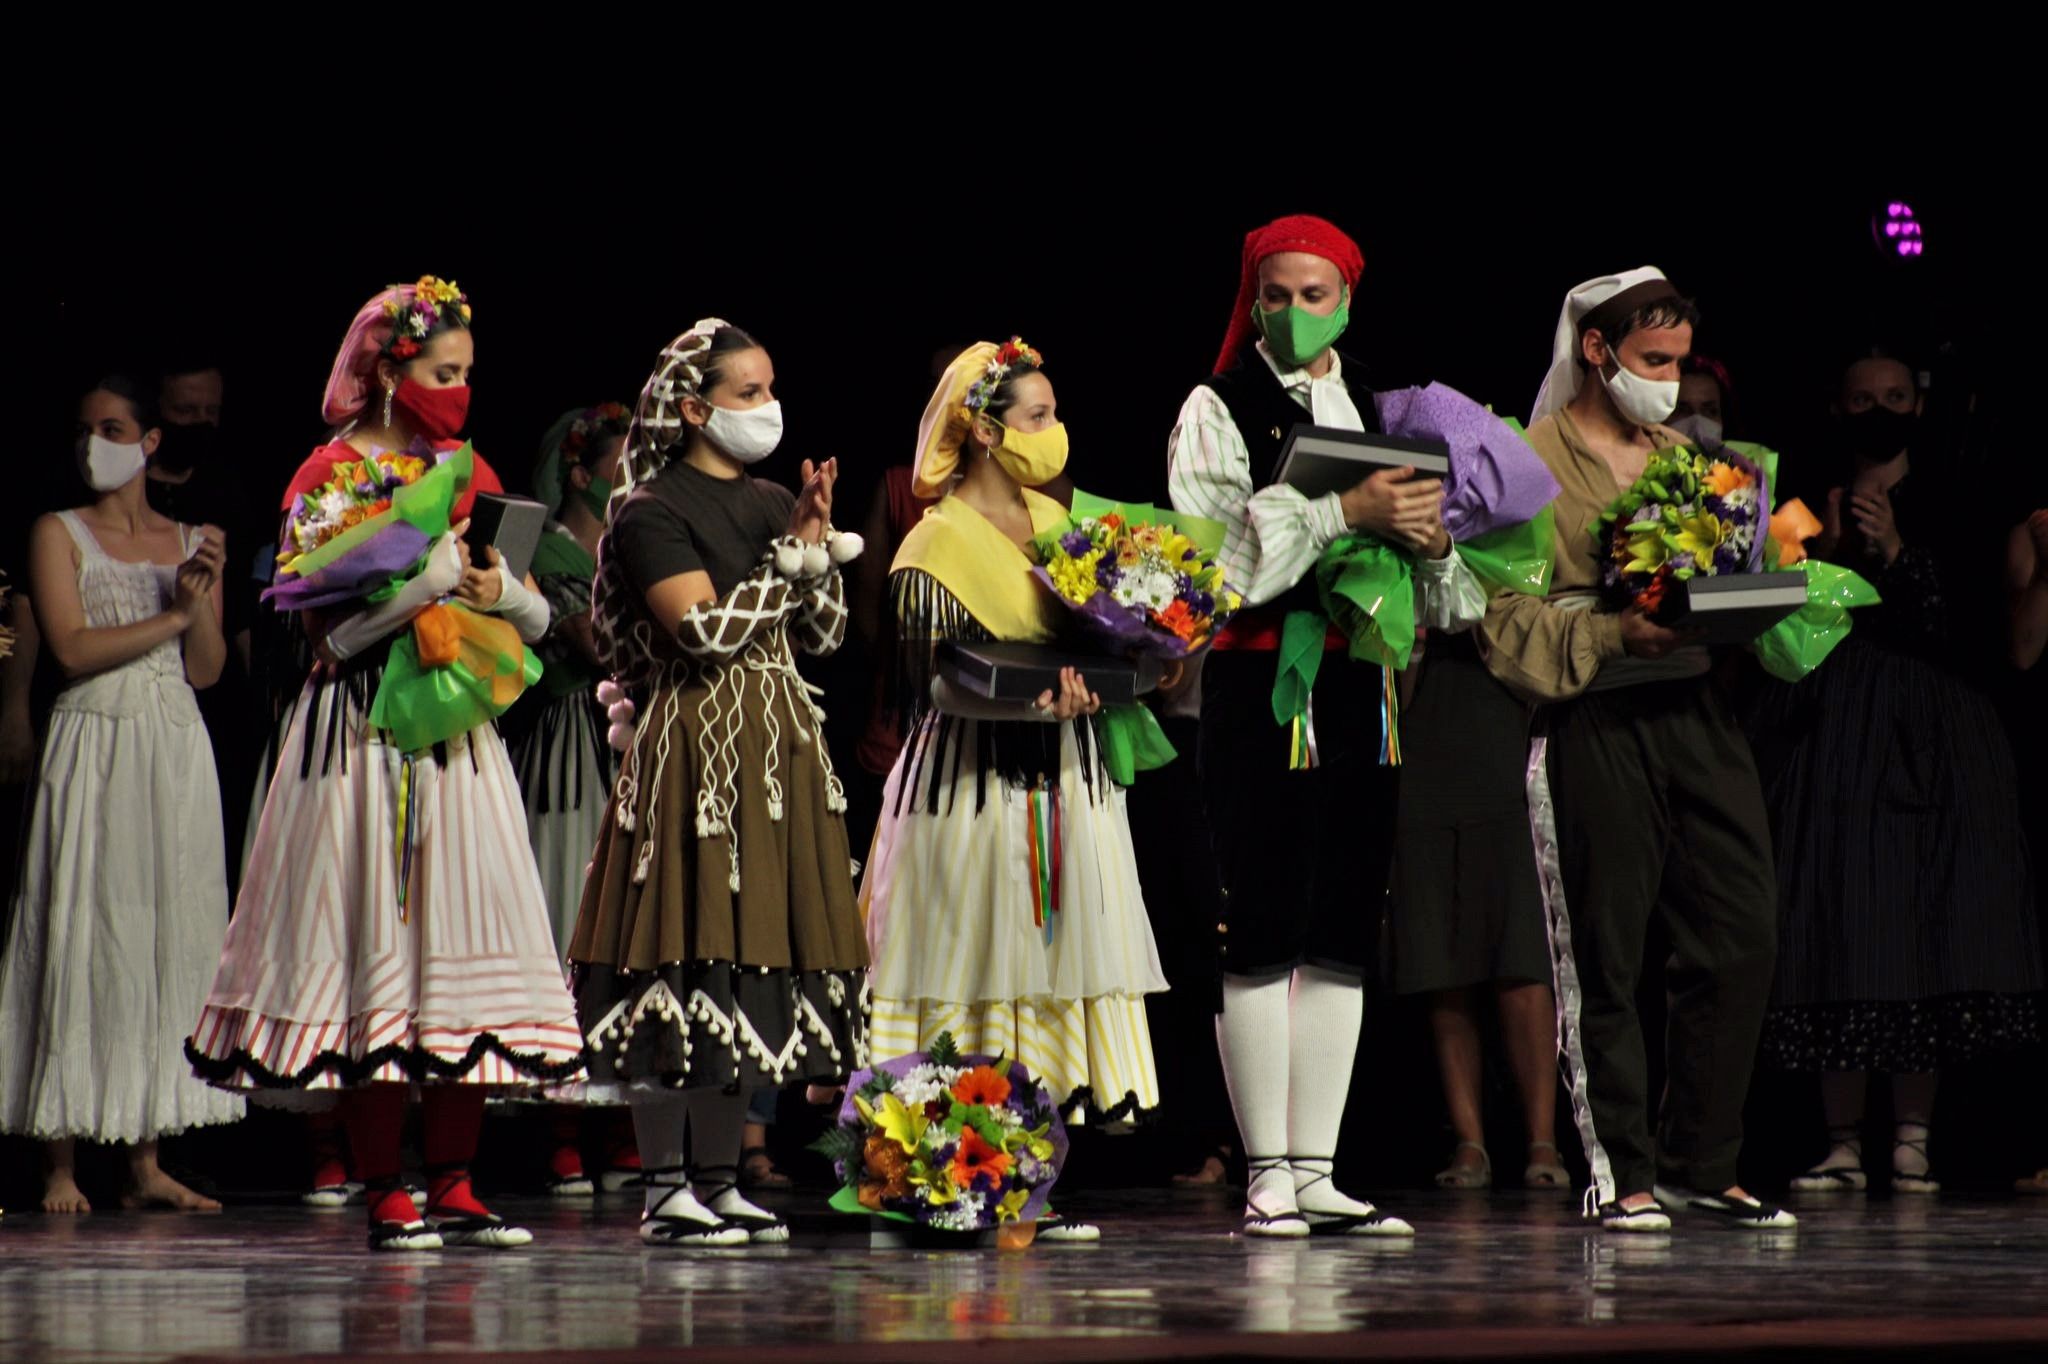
[891,490,1068,642]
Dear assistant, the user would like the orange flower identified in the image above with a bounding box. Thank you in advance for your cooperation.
[949,1129,1013,1189]
[951,1065,1013,1108]
[1155,598,1201,642]
[859,1134,913,1208]
[1703,462,1755,497]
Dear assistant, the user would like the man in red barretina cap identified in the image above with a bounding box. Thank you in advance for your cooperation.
[1168,215,1484,1240]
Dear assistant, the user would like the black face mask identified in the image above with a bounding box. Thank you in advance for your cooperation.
[1834,406,1916,463]
[152,421,221,475]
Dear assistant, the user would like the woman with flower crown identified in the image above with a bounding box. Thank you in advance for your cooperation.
[859,340,1167,1223]
[186,278,584,1252]
[566,320,869,1247]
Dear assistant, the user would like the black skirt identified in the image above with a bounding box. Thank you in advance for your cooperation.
[1388,634,1550,996]
[1748,633,2042,1070]
[1198,648,1398,980]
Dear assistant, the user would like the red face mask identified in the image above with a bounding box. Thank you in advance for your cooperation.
[393,377,471,441]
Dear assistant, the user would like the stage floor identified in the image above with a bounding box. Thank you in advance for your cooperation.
[3,1188,2045,1362]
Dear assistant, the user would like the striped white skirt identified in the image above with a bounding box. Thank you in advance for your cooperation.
[861,715,1165,1121]
[188,675,585,1092]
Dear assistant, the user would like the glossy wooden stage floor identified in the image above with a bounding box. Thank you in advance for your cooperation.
[4,1188,2046,1362]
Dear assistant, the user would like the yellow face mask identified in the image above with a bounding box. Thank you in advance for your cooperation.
[986,418,1070,488]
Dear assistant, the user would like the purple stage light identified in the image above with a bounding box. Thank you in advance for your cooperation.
[1873,200,1927,260]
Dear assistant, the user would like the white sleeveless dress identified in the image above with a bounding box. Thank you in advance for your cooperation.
[0,512,246,1141]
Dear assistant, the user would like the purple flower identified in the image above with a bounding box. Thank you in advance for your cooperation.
[1095,558,1121,587]
[1060,530,1093,557]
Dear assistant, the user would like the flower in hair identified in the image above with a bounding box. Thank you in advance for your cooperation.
[964,337,1044,415]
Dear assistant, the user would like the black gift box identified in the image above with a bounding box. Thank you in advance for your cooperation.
[935,641,1152,706]
[465,493,549,583]
[1273,426,1451,499]
[1670,571,1807,644]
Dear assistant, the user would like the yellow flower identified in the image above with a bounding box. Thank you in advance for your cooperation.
[996,1187,1032,1222]
[415,275,461,304]
[854,1090,928,1154]
[1049,549,1103,603]
[1622,528,1671,575]
[1672,512,1727,564]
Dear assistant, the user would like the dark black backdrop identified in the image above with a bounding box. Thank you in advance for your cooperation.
[5,166,2041,1205]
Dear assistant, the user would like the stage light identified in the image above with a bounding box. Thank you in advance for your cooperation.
[1873,201,1927,260]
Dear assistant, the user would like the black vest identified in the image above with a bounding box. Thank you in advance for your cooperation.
[1199,350,1380,617]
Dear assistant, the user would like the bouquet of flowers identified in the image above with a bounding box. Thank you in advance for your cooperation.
[1032,491,1241,658]
[815,1032,1067,1235]
[267,442,540,754]
[1591,441,1879,680]
[1590,444,1770,619]
[267,443,470,612]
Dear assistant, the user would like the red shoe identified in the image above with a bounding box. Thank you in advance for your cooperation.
[304,1156,365,1209]
[426,1169,531,1249]
[600,1142,644,1194]
[546,1143,594,1199]
[367,1186,440,1251]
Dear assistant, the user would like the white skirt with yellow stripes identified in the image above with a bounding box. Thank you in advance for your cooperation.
[861,714,1166,1122]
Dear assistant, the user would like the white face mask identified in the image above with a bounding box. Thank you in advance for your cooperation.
[79,433,149,491]
[1668,413,1724,450]
[1600,351,1680,427]
[702,400,783,465]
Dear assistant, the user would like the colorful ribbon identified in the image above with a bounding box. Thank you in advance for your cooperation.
[1027,781,1062,944]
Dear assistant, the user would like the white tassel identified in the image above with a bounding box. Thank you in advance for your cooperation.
[802,542,829,579]
[768,799,784,821]
[607,720,635,751]
[828,530,863,564]
[633,841,653,884]
[607,698,635,724]
[774,541,805,578]
[596,679,623,706]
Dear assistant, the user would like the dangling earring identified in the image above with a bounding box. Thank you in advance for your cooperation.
[382,383,396,428]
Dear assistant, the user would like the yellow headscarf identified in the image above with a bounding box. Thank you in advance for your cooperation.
[899,341,1066,641]
[912,342,1000,499]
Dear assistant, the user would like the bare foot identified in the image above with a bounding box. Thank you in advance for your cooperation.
[1173,1155,1229,1187]
[43,1173,92,1215]
[124,1168,221,1212]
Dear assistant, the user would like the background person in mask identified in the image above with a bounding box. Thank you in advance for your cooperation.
[1670,355,1736,452]
[862,339,1166,1241]
[1169,215,1483,1240]
[1746,349,2041,1196]
[142,358,267,892]
[567,320,868,1248]
[0,375,243,1213]
[505,402,639,1200]
[1483,268,1793,1233]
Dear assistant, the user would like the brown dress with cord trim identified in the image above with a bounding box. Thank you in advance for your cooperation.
[568,460,869,1091]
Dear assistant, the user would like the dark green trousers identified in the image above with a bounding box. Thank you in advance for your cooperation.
[1529,676,1776,1203]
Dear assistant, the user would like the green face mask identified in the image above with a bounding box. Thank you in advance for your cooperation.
[1253,285,1350,370]
[577,472,615,522]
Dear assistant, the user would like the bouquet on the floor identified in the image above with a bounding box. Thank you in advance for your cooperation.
[1591,442,1879,680]
[267,442,540,751]
[815,1032,1068,1233]
[1030,491,1242,658]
